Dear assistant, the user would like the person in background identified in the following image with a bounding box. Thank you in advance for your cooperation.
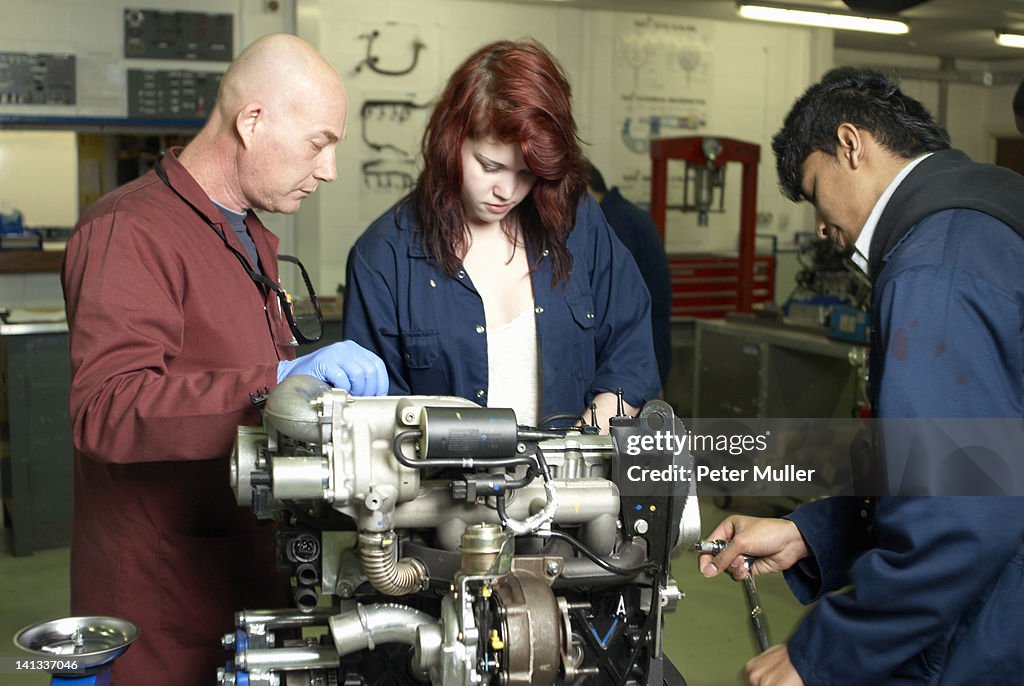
[700,67,1024,685]
[343,39,659,431]
[62,33,387,685]
[586,160,673,392]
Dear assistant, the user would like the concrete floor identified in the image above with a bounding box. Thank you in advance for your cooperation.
[663,498,810,686]
[0,499,810,686]
[0,545,70,686]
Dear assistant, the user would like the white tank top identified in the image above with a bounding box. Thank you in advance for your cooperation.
[486,306,540,426]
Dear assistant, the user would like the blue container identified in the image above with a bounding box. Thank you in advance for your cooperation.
[0,208,24,234]
[829,305,870,344]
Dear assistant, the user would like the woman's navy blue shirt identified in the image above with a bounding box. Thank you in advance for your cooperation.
[343,193,660,420]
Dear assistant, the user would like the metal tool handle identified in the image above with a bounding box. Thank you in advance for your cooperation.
[692,539,771,654]
[741,558,771,653]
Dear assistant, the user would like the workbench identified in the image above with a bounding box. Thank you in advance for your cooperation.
[692,315,867,419]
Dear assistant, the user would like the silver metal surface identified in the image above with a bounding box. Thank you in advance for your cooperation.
[14,616,139,669]
[272,456,331,501]
[264,375,331,444]
[0,321,68,335]
[690,539,771,654]
[329,602,437,656]
[236,646,339,671]
[742,558,771,654]
[227,384,703,686]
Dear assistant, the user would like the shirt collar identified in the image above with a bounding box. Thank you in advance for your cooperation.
[212,200,247,221]
[851,152,932,273]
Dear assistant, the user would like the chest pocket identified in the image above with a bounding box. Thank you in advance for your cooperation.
[400,331,440,368]
[398,330,451,395]
[567,294,597,330]
[564,294,598,386]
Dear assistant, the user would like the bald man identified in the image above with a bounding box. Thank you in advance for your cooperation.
[62,34,386,684]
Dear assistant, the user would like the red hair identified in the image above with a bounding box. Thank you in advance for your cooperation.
[412,40,586,284]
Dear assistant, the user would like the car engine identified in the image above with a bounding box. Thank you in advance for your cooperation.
[221,374,699,686]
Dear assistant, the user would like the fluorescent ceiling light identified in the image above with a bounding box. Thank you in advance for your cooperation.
[995,31,1024,49]
[738,3,909,35]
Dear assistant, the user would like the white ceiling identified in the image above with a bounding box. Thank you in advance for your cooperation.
[513,0,1024,64]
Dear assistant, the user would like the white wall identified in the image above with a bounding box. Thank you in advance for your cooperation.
[4,1,1019,305]
[0,130,78,307]
[297,0,827,293]
[0,0,294,308]
[0,132,77,227]
[0,0,295,120]
[834,48,1024,164]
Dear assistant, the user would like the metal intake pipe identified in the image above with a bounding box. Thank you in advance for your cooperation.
[235,646,339,671]
[328,602,437,655]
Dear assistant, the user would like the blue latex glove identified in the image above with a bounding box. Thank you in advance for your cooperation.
[277,341,389,396]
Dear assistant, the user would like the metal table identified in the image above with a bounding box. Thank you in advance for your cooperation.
[692,316,866,419]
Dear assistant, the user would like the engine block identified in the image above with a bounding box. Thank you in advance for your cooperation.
[222,375,699,686]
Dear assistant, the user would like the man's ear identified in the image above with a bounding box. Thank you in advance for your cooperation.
[836,122,863,169]
[235,103,263,149]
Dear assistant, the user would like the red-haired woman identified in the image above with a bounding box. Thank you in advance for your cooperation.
[343,40,659,431]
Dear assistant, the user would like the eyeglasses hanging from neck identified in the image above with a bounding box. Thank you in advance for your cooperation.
[154,156,324,344]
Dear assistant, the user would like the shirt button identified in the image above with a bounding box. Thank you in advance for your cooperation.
[429,279,436,288]
[476,389,485,398]
[542,249,550,257]
[458,270,466,279]
[475,324,485,334]
[534,306,544,314]
[586,311,595,319]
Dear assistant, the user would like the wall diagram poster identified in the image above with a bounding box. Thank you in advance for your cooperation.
[342,20,437,224]
[610,15,713,214]
[356,92,433,223]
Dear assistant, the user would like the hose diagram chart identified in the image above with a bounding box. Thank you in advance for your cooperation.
[349,22,432,222]
[611,15,713,206]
